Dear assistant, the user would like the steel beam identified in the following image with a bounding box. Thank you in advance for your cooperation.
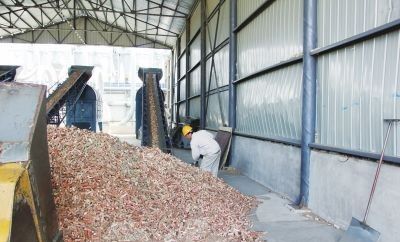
[233,56,303,84]
[164,0,181,46]
[309,143,400,166]
[207,85,229,96]
[146,0,188,17]
[178,74,186,82]
[205,37,228,60]
[188,94,201,100]
[155,0,165,35]
[233,0,275,33]
[0,4,187,18]
[87,16,172,48]
[85,0,181,35]
[73,0,76,29]
[311,18,400,56]
[234,131,301,147]
[188,61,201,74]
[1,25,176,37]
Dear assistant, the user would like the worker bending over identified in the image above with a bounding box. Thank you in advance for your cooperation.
[182,125,221,177]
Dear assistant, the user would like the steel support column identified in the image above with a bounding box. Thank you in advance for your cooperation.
[229,0,237,129]
[84,17,87,44]
[200,0,207,128]
[73,0,76,29]
[171,49,175,126]
[185,19,190,117]
[299,0,317,206]
[176,38,181,123]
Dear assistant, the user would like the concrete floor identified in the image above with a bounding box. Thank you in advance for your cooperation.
[172,148,344,242]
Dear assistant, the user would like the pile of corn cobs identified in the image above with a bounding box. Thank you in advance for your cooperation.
[48,126,260,241]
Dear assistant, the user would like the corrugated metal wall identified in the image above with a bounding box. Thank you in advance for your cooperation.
[179,103,186,121]
[205,0,230,129]
[172,0,400,159]
[190,67,201,96]
[237,0,267,24]
[173,0,229,127]
[176,28,187,122]
[190,3,202,38]
[236,0,303,140]
[206,91,229,128]
[180,29,187,53]
[236,63,303,139]
[318,0,400,47]
[206,0,219,16]
[190,97,201,118]
[190,36,201,68]
[173,83,177,122]
[316,2,400,157]
[206,0,229,54]
[172,0,225,125]
[237,0,303,78]
[179,78,186,101]
[180,53,186,78]
[173,1,203,120]
[206,45,229,90]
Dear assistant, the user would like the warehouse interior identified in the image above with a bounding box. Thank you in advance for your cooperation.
[1,0,400,241]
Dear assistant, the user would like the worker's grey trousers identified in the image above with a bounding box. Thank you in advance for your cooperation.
[200,151,221,177]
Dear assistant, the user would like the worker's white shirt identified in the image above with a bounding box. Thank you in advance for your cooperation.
[190,130,220,161]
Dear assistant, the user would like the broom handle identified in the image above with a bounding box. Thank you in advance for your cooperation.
[363,121,394,223]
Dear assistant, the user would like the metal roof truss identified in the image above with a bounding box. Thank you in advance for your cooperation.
[0,0,197,48]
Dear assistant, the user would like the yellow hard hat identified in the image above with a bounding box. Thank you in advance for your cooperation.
[182,125,193,136]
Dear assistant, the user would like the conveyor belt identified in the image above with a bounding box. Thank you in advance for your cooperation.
[46,66,93,125]
[140,68,171,152]
[0,65,19,82]
[46,71,83,114]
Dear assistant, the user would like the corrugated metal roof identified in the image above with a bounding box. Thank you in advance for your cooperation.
[0,0,196,48]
